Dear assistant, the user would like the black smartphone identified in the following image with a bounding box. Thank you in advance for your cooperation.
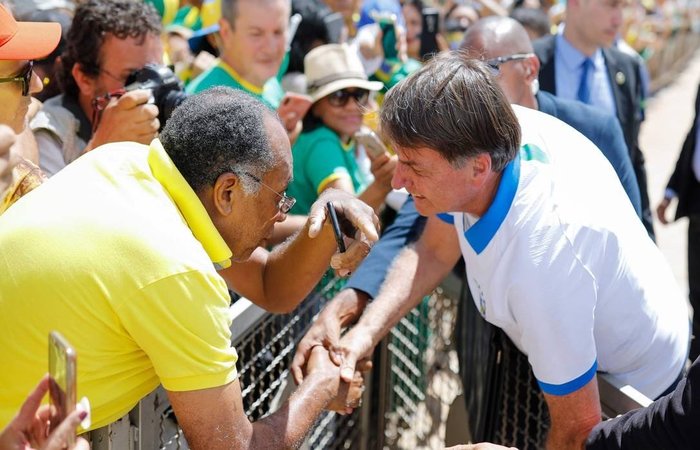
[420,7,440,60]
[48,331,77,446]
[326,201,346,253]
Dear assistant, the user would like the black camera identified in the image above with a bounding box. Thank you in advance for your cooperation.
[124,64,188,129]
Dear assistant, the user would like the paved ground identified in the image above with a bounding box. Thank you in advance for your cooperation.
[642,48,700,293]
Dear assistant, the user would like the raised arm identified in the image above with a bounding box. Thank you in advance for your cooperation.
[168,346,347,450]
[219,189,379,313]
[331,215,462,381]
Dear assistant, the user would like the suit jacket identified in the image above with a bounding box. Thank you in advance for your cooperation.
[586,357,700,449]
[533,34,645,167]
[667,84,700,219]
[536,90,641,216]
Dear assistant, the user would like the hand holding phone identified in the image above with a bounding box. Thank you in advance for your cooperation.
[49,331,77,447]
[326,201,346,253]
[354,128,389,159]
[371,12,399,62]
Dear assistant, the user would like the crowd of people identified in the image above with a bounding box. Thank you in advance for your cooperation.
[0,0,699,448]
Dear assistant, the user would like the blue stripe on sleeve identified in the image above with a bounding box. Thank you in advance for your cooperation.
[437,213,454,224]
[537,360,598,396]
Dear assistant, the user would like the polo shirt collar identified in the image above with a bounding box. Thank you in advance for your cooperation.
[147,139,233,269]
[465,152,520,254]
[217,59,264,95]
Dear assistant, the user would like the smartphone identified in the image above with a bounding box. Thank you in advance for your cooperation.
[277,92,313,124]
[48,331,77,446]
[323,12,344,44]
[326,201,346,253]
[420,7,440,60]
[372,12,399,61]
[354,128,388,158]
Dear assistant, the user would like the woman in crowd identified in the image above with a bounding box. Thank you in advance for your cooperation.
[288,43,395,215]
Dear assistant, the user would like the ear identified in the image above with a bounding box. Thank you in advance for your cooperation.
[524,55,540,82]
[218,17,232,43]
[212,172,240,216]
[470,153,493,183]
[71,63,97,99]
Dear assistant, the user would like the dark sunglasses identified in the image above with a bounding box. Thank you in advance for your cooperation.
[0,60,34,96]
[327,88,370,107]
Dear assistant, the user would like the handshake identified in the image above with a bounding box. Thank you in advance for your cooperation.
[291,289,376,414]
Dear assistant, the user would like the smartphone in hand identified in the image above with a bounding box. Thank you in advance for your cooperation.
[372,12,399,61]
[354,128,389,159]
[48,331,77,446]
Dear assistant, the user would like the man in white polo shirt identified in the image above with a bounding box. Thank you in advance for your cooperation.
[321,53,689,450]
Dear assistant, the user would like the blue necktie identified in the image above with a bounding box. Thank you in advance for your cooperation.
[577,58,593,104]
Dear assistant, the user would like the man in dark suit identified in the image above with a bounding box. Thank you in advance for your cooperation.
[585,356,700,449]
[657,83,700,361]
[532,0,654,239]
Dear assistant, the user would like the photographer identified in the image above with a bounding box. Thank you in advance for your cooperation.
[31,0,164,177]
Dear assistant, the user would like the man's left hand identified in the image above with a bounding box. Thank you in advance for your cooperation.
[308,189,380,275]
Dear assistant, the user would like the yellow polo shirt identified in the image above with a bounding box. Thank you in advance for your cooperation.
[0,140,237,430]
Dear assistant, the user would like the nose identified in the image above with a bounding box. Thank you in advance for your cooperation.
[275,210,288,222]
[29,71,43,95]
[391,162,409,190]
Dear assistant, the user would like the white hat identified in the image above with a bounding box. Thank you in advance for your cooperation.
[304,44,383,103]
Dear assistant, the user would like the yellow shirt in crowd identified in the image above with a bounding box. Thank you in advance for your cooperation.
[0,140,238,429]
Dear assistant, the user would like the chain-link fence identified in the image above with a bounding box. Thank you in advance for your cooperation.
[87,270,560,450]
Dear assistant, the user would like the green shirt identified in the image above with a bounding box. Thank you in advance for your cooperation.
[185,59,284,109]
[288,125,367,215]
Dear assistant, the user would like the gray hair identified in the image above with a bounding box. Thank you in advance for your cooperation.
[160,87,278,193]
[380,51,521,172]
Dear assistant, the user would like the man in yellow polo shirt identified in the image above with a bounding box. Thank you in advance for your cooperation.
[186,0,287,110]
[0,87,378,448]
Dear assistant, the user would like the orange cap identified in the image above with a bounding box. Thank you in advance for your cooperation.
[0,4,61,60]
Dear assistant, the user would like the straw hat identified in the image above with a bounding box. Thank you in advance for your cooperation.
[304,44,383,103]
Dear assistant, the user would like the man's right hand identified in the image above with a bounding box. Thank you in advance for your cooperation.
[291,289,370,385]
[87,89,159,151]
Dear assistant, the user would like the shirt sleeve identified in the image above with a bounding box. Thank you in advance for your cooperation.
[34,129,67,177]
[508,238,598,396]
[305,137,352,193]
[114,270,238,392]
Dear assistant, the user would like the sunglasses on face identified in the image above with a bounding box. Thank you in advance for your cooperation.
[0,60,34,96]
[485,53,535,75]
[327,89,370,107]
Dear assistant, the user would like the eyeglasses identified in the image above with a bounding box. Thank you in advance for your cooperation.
[485,53,535,75]
[327,89,370,108]
[0,60,34,96]
[239,172,296,214]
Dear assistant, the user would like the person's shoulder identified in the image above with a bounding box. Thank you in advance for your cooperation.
[185,63,230,94]
[532,33,556,59]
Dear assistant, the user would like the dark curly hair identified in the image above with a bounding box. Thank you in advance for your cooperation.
[160,87,278,193]
[57,0,162,98]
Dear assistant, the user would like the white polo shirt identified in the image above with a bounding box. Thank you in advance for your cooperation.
[439,106,688,399]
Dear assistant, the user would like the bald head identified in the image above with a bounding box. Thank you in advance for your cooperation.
[460,16,533,59]
[458,16,540,109]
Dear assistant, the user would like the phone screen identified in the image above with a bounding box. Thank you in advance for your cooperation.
[420,8,440,60]
[49,331,77,445]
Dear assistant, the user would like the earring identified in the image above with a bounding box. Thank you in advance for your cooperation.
[530,78,539,96]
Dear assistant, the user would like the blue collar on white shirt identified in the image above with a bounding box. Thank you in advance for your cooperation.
[465,152,521,254]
